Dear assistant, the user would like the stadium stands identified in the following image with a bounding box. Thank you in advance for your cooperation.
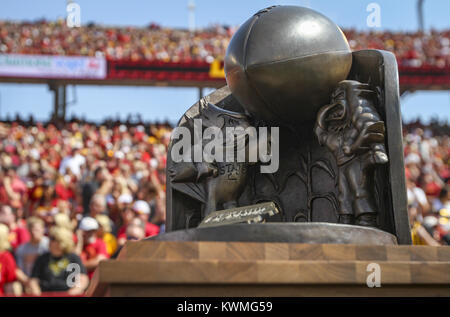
[0,20,449,90]
[1,20,448,66]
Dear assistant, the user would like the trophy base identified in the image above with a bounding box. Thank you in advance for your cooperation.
[149,222,397,245]
[87,238,450,296]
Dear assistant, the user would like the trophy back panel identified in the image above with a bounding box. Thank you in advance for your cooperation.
[347,49,411,244]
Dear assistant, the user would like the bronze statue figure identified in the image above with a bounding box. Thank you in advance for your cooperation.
[168,99,270,218]
[314,80,388,227]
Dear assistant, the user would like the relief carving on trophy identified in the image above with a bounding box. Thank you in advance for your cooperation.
[161,5,412,245]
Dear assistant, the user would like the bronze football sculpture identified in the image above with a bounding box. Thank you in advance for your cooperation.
[224,5,353,126]
[163,6,412,246]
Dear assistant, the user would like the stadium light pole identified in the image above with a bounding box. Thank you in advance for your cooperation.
[49,82,67,122]
[417,0,425,31]
[188,0,196,32]
[188,0,200,98]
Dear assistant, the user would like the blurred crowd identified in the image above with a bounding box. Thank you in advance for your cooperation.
[0,119,172,296]
[0,116,448,296]
[0,20,449,67]
[345,28,450,67]
[0,20,232,63]
[403,120,450,246]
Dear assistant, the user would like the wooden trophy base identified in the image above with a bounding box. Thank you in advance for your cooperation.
[86,240,450,297]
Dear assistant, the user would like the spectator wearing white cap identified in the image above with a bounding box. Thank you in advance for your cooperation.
[132,200,160,238]
[115,204,135,246]
[407,178,431,215]
[76,217,109,279]
[118,193,133,206]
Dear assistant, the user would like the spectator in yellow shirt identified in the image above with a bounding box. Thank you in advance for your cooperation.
[95,215,118,257]
[409,206,440,246]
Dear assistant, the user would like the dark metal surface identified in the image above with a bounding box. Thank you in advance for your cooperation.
[150,223,397,245]
[348,50,412,245]
[225,5,352,125]
[166,50,411,244]
[314,80,389,227]
[167,99,269,218]
[165,86,246,231]
[166,5,411,245]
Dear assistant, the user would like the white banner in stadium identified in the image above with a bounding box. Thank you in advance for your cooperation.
[0,54,106,79]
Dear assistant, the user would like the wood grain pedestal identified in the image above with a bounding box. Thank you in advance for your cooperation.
[86,241,450,297]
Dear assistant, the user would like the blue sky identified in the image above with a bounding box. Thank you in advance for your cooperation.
[0,0,449,123]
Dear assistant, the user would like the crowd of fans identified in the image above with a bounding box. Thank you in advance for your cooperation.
[403,120,450,246]
[345,28,449,68]
[0,20,232,63]
[0,116,448,296]
[0,20,449,67]
[0,118,171,296]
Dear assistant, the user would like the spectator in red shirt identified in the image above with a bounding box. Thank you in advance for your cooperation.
[76,217,109,279]
[0,205,30,250]
[116,206,135,246]
[111,222,146,259]
[116,200,159,245]
[0,223,17,296]
[0,167,27,209]
[54,175,74,201]
[132,200,159,238]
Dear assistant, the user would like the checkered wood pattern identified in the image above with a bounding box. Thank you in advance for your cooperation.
[88,241,450,297]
